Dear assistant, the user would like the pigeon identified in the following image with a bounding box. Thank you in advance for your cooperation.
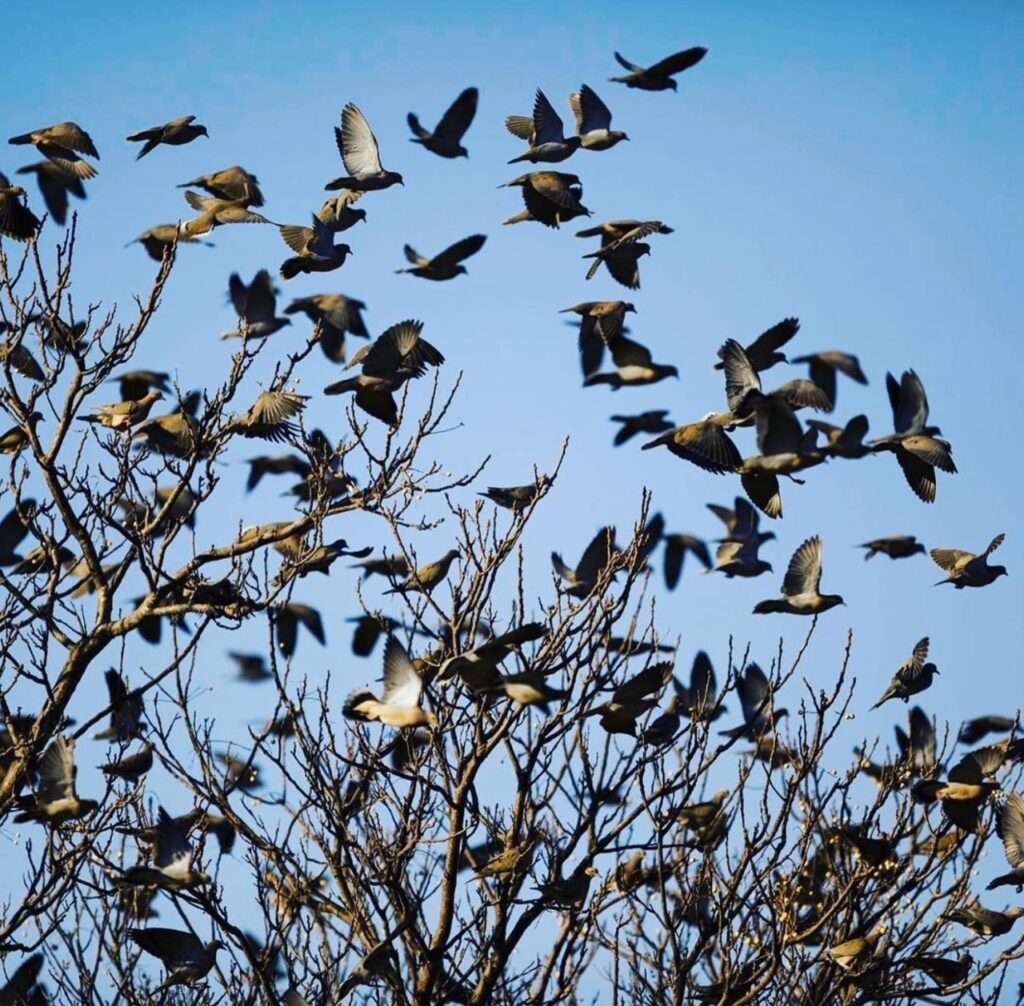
[707,497,776,547]
[110,370,170,402]
[0,497,36,566]
[753,536,844,615]
[397,233,486,280]
[959,716,1016,745]
[560,300,636,376]
[931,534,1007,588]
[231,390,308,443]
[570,84,628,150]
[807,415,870,459]
[584,661,674,735]
[551,526,616,598]
[790,350,868,408]
[642,416,741,474]
[126,223,213,261]
[101,743,155,784]
[507,89,580,164]
[673,652,727,723]
[872,638,937,708]
[859,535,925,561]
[825,923,888,971]
[537,863,599,907]
[0,954,47,1005]
[128,928,224,991]
[988,792,1024,890]
[80,390,164,430]
[13,735,98,825]
[659,533,712,588]
[0,334,44,382]
[610,409,672,446]
[0,173,41,241]
[178,165,263,206]
[948,899,1024,937]
[94,669,146,741]
[609,46,708,91]
[710,537,773,579]
[325,103,403,191]
[487,671,570,711]
[501,171,589,228]
[577,220,673,288]
[285,293,369,363]
[223,270,291,339]
[583,332,678,388]
[714,318,799,374]
[273,603,325,657]
[337,941,402,1000]
[277,215,352,280]
[9,121,99,178]
[180,190,274,236]
[408,87,478,158]
[719,663,786,740]
[383,549,460,595]
[126,115,208,158]
[479,478,550,512]
[343,637,436,728]
[435,623,547,692]
[352,555,410,580]
[228,651,272,683]
[16,160,86,226]
[316,190,368,230]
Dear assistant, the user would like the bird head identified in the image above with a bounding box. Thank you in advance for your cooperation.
[198,126,210,139]
[624,302,637,313]
[669,80,679,92]
[993,565,1009,579]
[456,265,468,276]
[352,209,368,224]
[663,365,680,380]
[393,173,405,186]
[28,412,44,424]
[458,146,469,158]
[924,662,939,677]
[209,939,228,953]
[619,132,631,142]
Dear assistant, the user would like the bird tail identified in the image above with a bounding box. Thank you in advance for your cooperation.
[280,258,304,281]
[641,431,673,451]
[870,692,893,711]
[325,176,354,192]
[507,153,530,165]
[323,377,361,396]
[503,210,532,226]
[932,577,953,587]
[582,373,613,387]
[752,600,785,615]
[584,257,602,281]
[8,133,34,145]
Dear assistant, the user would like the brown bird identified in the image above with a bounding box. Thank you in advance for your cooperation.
[949,899,1024,937]
[931,533,1007,588]
[277,215,352,279]
[16,160,86,226]
[9,121,99,178]
[988,792,1024,890]
[0,333,45,382]
[610,409,672,446]
[13,735,98,825]
[552,526,616,598]
[286,293,369,363]
[132,401,200,458]
[859,534,925,561]
[714,318,799,373]
[570,84,628,150]
[178,164,263,206]
[753,536,844,615]
[129,928,225,992]
[352,555,410,580]
[344,636,436,728]
[316,190,368,230]
[181,190,274,236]
[80,390,164,430]
[0,411,43,455]
[408,86,478,158]
[578,220,672,289]
[710,537,773,579]
[825,923,887,971]
[273,602,325,657]
[560,300,635,375]
[609,46,707,91]
[583,332,678,388]
[642,415,741,474]
[127,115,208,159]
[790,350,868,408]
[383,549,460,595]
[507,89,580,164]
[126,223,213,261]
[959,715,1016,745]
[0,172,41,240]
[0,497,37,566]
[585,661,674,735]
[231,389,308,443]
[101,743,155,784]
[707,496,777,547]
[501,171,589,228]
[325,103,403,191]
[872,638,936,708]
[397,233,486,280]
[223,270,291,339]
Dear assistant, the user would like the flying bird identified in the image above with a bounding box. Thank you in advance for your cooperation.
[126,115,208,158]
[16,160,86,226]
[325,103,403,191]
[584,661,674,736]
[129,928,225,992]
[501,171,588,228]
[609,46,708,91]
[94,668,146,742]
[709,537,773,579]
[551,526,616,598]
[610,409,672,446]
[316,190,367,230]
[126,223,213,261]
[583,332,678,388]
[719,663,786,741]
[277,215,352,279]
[383,549,460,595]
[274,602,325,657]
[0,172,41,241]
[397,233,486,280]
[753,536,844,615]
[121,805,211,890]
[988,792,1024,890]
[9,120,99,178]
[180,190,274,236]
[344,636,436,728]
[931,533,1007,588]
[577,219,673,288]
[178,164,263,205]
[790,350,868,408]
[408,86,478,158]
[560,300,636,376]
[13,735,98,825]
[642,416,741,474]
[507,89,580,164]
[286,293,368,363]
[859,535,925,561]
[872,637,937,708]
[807,415,870,459]
[223,270,291,339]
[570,84,628,150]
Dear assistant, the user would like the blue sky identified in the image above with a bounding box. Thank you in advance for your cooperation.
[2,0,1022,993]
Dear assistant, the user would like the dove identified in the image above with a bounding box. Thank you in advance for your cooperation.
[126,223,213,261]
[397,233,485,280]
[286,293,369,363]
[714,318,799,374]
[859,535,926,561]
[959,716,1016,745]
[0,173,41,240]
[570,84,628,150]
[584,661,674,735]
[0,336,45,382]
[551,526,616,598]
[790,350,868,408]
[642,416,741,474]
[231,390,308,443]
[610,409,672,446]
[0,497,37,566]
[223,270,291,339]
[383,549,460,595]
[408,86,478,157]
[872,638,936,708]
[583,332,678,388]
[825,923,888,971]
[9,121,99,177]
[807,415,870,459]
[710,537,773,579]
[987,792,1024,890]
[479,478,550,512]
[753,536,844,615]
[129,928,225,991]
[948,899,1024,937]
[501,171,589,228]
[80,390,163,430]
[577,220,673,288]
[931,533,1007,588]
[609,46,708,90]
[273,603,325,657]
[178,164,263,205]
[343,637,436,728]
[507,89,580,164]
[325,103,403,191]
[719,663,787,741]
[180,190,274,236]
[16,160,86,226]
[101,743,154,784]
[126,115,208,158]
[94,669,146,742]
[13,735,98,825]
[277,215,352,279]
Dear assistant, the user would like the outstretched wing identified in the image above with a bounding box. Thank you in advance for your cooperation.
[338,103,384,178]
[782,536,823,597]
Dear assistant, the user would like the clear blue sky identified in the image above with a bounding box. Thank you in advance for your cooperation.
[2,0,1022,993]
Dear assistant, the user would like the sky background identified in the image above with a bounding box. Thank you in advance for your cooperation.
[1,0,1022,995]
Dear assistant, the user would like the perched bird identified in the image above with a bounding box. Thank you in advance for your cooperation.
[584,661,674,735]
[129,928,224,991]
[223,270,291,339]
[94,669,146,742]
[277,215,352,279]
[274,603,325,657]
[570,84,628,150]
[101,743,155,784]
[988,792,1024,890]
[904,954,971,987]
[325,103,403,191]
[127,223,213,261]
[859,535,925,561]
[16,160,87,226]
[127,115,208,158]
[609,46,708,91]
[560,300,636,376]
[714,318,799,373]
[479,478,549,512]
[408,86,478,158]
[324,319,444,427]
[0,172,41,241]
[949,899,1024,937]
[286,293,369,363]
[642,416,741,474]
[13,735,98,825]
[132,401,200,458]
[9,121,99,178]
[720,663,786,740]
[790,350,868,408]
[337,941,402,999]
[383,549,460,595]
[231,389,308,443]
[501,171,588,228]
[180,190,274,236]
[754,536,844,615]
[931,533,1007,589]
[487,670,569,712]
[507,89,580,164]
[344,636,436,728]
[807,415,870,460]
[80,390,163,430]
[667,788,729,832]
[959,715,1016,745]
[610,409,672,446]
[11,542,74,576]
[825,923,887,971]
[583,332,678,388]
[178,165,263,205]
[577,220,673,288]
[552,526,616,598]
[872,638,936,708]
[537,864,599,908]
[397,233,485,280]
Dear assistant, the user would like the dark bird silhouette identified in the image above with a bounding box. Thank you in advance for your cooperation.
[274,603,325,657]
[286,293,369,363]
[583,332,678,388]
[383,549,460,596]
[101,743,154,784]
[507,89,580,164]
[127,115,208,158]
[720,663,786,740]
[325,103,403,191]
[570,84,628,150]
[0,334,45,382]
[753,536,844,615]
[9,121,99,178]
[560,300,636,376]
[707,496,777,547]
[0,172,41,241]
[397,233,486,280]
[674,651,727,723]
[0,497,37,566]
[16,160,86,226]
[94,669,146,742]
[872,637,936,708]
[228,651,272,683]
[129,928,224,991]
[244,452,310,492]
[178,164,263,205]
[714,318,799,373]
[959,715,1016,745]
[479,478,550,512]
[790,350,868,408]
[552,526,616,598]
[501,171,588,228]
[348,613,403,657]
[710,537,773,579]
[859,534,925,561]
[435,623,547,692]
[611,409,672,446]
[223,270,291,339]
[408,86,478,158]
[578,219,672,288]
[988,792,1024,890]
[609,46,707,91]
[807,415,870,459]
[277,215,352,279]
[584,661,673,735]
[660,533,712,588]
[0,954,46,1005]
[111,369,170,402]
[931,533,1007,588]
[13,735,98,825]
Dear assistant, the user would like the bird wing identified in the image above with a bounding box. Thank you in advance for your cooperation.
[738,663,769,725]
[184,190,219,213]
[826,351,867,383]
[243,271,278,323]
[531,89,566,144]
[247,390,307,427]
[805,359,837,407]
[782,536,823,597]
[908,706,936,773]
[529,173,580,209]
[504,115,535,141]
[930,547,972,572]
[774,378,832,412]
[380,637,423,708]
[406,111,429,139]
[435,87,478,141]
[719,339,761,412]
[909,637,930,671]
[663,536,684,589]
[690,651,717,708]
[20,162,71,225]
[601,245,646,289]
[279,225,313,255]
[646,46,708,77]
[431,233,487,269]
[355,388,398,427]
[576,526,615,581]
[902,436,955,473]
[981,533,1006,559]
[747,317,800,362]
[36,735,76,803]
[613,51,643,72]
[755,397,803,456]
[841,414,869,445]
[996,792,1024,868]
[896,450,937,503]
[670,423,741,473]
[338,103,384,177]
[291,604,325,644]
[612,661,673,703]
[403,244,426,265]
[130,927,204,966]
[153,806,193,871]
[573,84,613,132]
[607,333,652,368]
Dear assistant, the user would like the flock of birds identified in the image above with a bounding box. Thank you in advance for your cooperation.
[0,40,1020,1001]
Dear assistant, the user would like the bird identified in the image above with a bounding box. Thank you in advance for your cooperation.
[344,636,436,728]
[610,409,672,446]
[670,652,726,724]
[11,543,75,577]
[317,190,368,231]
[753,536,844,615]
[609,46,708,90]
[707,494,777,548]
[348,613,405,658]
[719,663,786,741]
[435,622,547,692]
[501,171,589,228]
[277,215,352,280]
[324,319,444,427]
[0,172,41,241]
[949,899,1024,937]
[537,864,599,908]
[806,415,870,459]
[583,332,678,388]
[337,941,402,999]
[408,86,478,158]
[0,497,37,566]
[180,190,274,236]
[0,953,46,1004]
[80,390,164,430]
[218,752,263,793]
[126,223,213,261]
[642,415,741,474]
[666,789,730,833]
[577,219,673,288]
[552,526,616,598]
[110,369,170,402]
[988,792,1024,890]
[16,160,87,226]
[487,670,570,712]
[94,669,146,742]
[790,350,868,408]
[231,390,308,443]
[660,533,712,588]
[383,549,460,595]
[0,334,45,382]
[128,928,225,991]
[132,401,200,458]
[244,452,310,493]
[285,293,369,363]
[101,743,155,784]
[178,165,263,205]
[720,337,832,420]
[13,735,98,825]
[9,121,99,178]
[570,84,628,150]
[325,103,403,191]
[560,300,636,376]
[872,638,936,708]
[904,954,972,987]
[353,555,410,580]
[397,233,486,280]
[479,479,550,512]
[959,715,1016,745]
[584,661,674,735]
[931,533,1007,588]
[126,115,208,158]
[714,318,799,374]
[859,535,925,561]
[825,923,888,971]
[273,603,325,657]
[223,270,291,339]
[506,89,580,164]
[228,651,272,683]
[710,537,773,579]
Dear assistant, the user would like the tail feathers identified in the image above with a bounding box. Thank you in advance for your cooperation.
[752,600,785,615]
[323,377,361,396]
[8,132,34,145]
[641,431,672,451]
[280,258,304,281]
